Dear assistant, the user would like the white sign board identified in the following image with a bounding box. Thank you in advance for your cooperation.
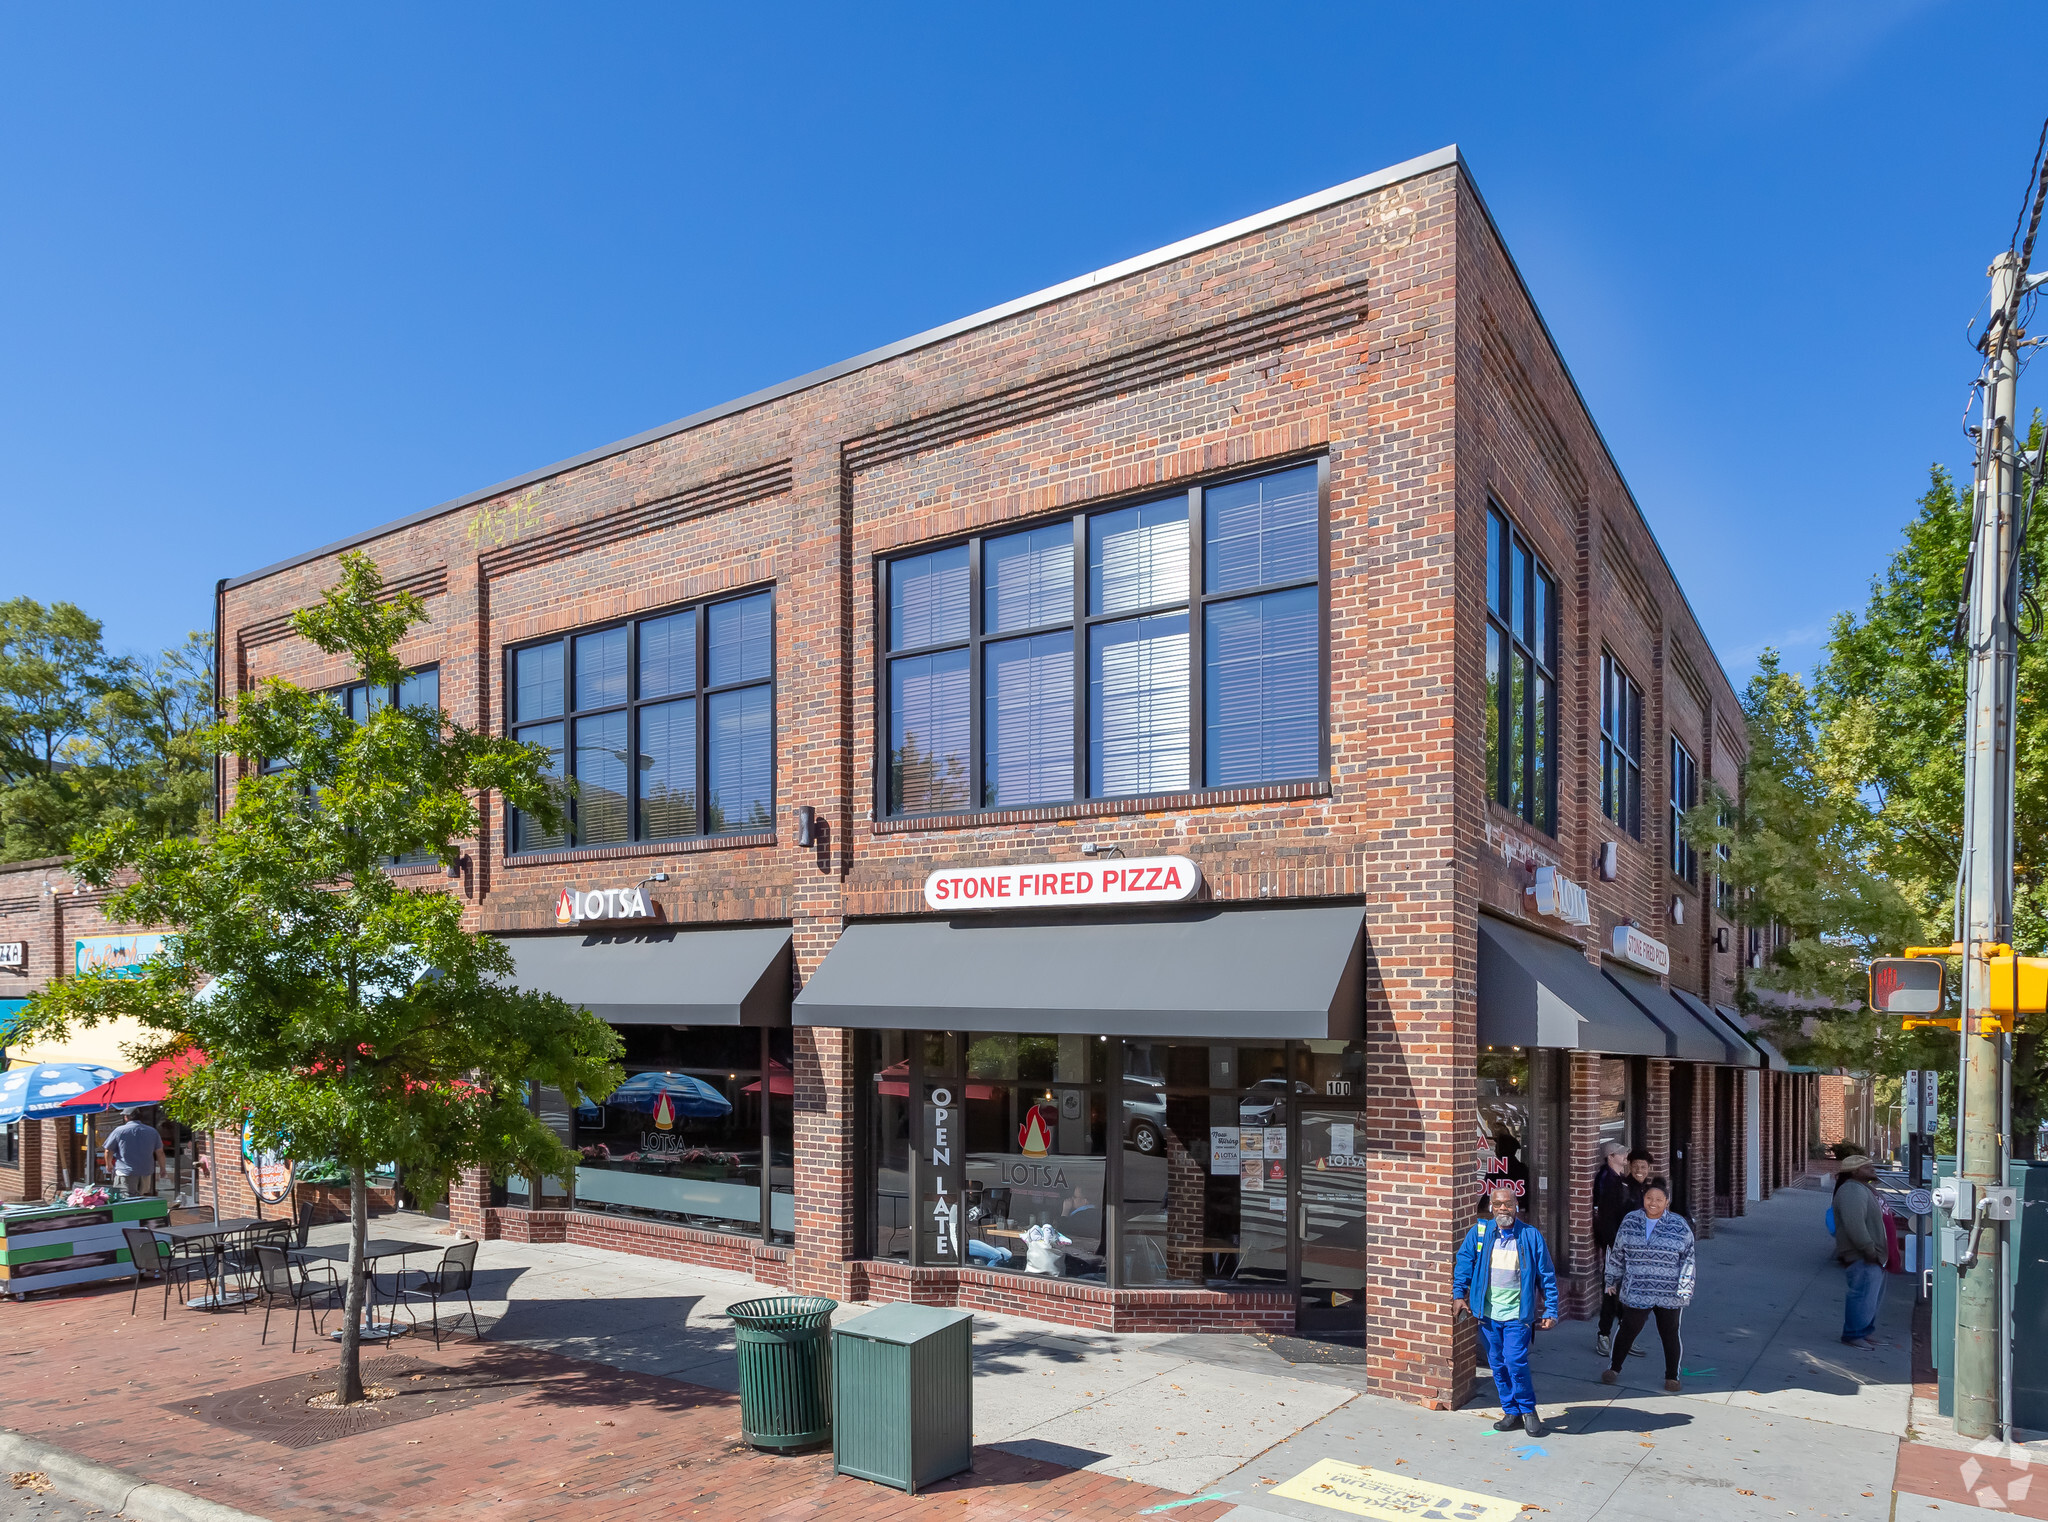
[0,942,22,969]
[923,856,1201,911]
[1611,924,1671,976]
[1531,865,1592,926]
[556,886,652,925]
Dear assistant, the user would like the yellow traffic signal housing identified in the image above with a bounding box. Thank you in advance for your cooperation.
[1986,956,2048,1015]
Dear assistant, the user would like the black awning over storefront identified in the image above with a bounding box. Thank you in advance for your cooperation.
[499,926,793,1027]
[792,904,1366,1039]
[1731,1011,1793,1072]
[1672,989,1761,1067]
[1602,963,1729,1062]
[1477,915,1671,1056]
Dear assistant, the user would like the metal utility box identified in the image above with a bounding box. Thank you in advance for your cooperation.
[831,1303,974,1494]
[1933,1159,2048,1430]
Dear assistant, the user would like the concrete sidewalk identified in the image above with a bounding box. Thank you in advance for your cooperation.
[319,1180,1915,1519]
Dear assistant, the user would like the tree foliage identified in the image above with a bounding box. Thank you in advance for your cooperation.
[0,601,216,860]
[13,555,622,1401]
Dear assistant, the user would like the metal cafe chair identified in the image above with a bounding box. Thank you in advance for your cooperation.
[122,1226,207,1320]
[252,1245,341,1352]
[222,1221,293,1307]
[394,1239,481,1348]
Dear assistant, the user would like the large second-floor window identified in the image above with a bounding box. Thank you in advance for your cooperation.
[1485,505,1557,833]
[507,590,774,853]
[882,462,1324,816]
[1670,734,1699,884]
[1600,652,1643,838]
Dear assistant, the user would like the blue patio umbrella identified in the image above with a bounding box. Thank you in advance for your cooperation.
[0,1063,123,1124]
[600,1071,732,1119]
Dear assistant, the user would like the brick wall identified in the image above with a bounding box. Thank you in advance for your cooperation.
[197,151,1747,1407]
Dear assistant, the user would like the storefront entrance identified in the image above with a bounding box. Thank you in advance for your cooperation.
[1296,1106,1371,1333]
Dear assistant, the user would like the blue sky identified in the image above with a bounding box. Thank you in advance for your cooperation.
[0,2,2030,689]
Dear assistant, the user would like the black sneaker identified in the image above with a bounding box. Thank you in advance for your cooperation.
[1493,1413,1523,1432]
[1523,1412,1547,1438]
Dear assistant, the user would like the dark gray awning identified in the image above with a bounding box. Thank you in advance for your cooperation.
[1725,1008,1793,1072]
[498,927,792,1027]
[1477,916,1672,1056]
[1671,989,1760,1067]
[1602,963,1730,1062]
[793,906,1365,1039]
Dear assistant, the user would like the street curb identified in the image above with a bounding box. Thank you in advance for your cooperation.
[0,1429,270,1522]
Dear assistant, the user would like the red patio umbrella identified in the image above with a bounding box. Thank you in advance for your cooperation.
[65,1049,209,1112]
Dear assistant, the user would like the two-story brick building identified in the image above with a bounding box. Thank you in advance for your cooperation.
[187,144,1822,1406]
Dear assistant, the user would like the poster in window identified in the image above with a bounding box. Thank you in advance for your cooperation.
[1240,1157,1265,1192]
[1329,1121,1355,1160]
[1209,1126,1241,1176]
[1239,1128,1265,1158]
[1264,1127,1287,1161]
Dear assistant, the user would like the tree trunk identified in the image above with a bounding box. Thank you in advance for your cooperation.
[336,1165,368,1404]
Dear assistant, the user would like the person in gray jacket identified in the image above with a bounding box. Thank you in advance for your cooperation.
[1832,1154,1887,1348]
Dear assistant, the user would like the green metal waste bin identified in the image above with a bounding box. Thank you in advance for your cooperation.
[832,1303,974,1494]
[728,1295,837,1450]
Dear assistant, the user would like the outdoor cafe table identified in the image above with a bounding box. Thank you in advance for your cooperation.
[294,1238,435,1341]
[154,1217,261,1310]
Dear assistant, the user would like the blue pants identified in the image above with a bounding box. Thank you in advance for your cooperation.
[1479,1316,1536,1414]
[1842,1258,1885,1342]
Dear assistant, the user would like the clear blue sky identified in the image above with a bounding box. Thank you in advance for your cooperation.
[1,2,2032,689]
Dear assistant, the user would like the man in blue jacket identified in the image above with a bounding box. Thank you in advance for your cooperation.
[1453,1182,1560,1435]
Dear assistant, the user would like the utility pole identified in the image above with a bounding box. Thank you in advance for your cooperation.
[1955,250,2021,1442]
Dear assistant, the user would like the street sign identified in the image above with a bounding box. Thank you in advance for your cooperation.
[1870,957,1944,1014]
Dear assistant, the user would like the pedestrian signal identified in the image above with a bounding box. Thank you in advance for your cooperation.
[1986,956,2048,1015]
[1869,957,1945,1014]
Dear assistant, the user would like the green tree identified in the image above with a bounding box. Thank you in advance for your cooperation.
[1687,651,1925,1041]
[14,555,622,1403]
[0,607,216,860]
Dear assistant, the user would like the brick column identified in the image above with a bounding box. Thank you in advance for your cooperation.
[1758,1074,1777,1200]
[1691,1064,1715,1239]
[449,1165,492,1239]
[1730,1072,1749,1216]
[38,1118,67,1198]
[1163,1128,1206,1283]
[16,1119,42,1203]
[1645,1059,1672,1177]
[1561,1052,1603,1318]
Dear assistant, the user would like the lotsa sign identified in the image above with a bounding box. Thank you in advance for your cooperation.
[556,886,653,925]
[923,856,1201,911]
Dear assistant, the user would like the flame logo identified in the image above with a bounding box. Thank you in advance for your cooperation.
[555,888,578,925]
[653,1091,674,1131]
[1018,1107,1052,1158]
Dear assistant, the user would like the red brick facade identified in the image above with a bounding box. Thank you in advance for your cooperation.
[1,148,1773,1409]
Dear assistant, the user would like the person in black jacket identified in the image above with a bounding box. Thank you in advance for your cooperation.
[1592,1142,1648,1355]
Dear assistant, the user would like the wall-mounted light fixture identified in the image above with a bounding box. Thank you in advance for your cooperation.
[1598,841,1619,882]
[1671,897,1686,926]
[795,805,816,848]
[1715,926,1731,953]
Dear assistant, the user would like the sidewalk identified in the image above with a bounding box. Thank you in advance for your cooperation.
[0,1184,1966,1522]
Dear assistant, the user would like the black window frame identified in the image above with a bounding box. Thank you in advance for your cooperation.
[875,457,1331,820]
[259,666,442,866]
[1600,651,1643,839]
[503,587,776,855]
[1671,733,1699,886]
[1714,801,1735,915]
[1484,503,1558,835]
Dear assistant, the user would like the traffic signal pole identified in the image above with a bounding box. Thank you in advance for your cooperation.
[1955,250,2020,1443]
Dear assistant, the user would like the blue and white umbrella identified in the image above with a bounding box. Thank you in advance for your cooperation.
[0,1063,123,1123]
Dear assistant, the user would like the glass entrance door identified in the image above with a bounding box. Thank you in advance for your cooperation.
[1296,1109,1371,1333]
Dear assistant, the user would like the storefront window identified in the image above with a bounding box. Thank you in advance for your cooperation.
[1478,1047,1567,1259]
[1598,1056,1631,1154]
[532,1025,794,1242]
[1121,1041,1294,1288]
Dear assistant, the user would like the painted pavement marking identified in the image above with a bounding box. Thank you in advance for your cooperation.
[1270,1459,1526,1521]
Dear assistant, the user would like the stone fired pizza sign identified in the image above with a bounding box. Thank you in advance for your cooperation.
[923,856,1201,911]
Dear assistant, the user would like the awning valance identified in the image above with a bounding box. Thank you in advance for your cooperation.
[1476,916,1672,1056]
[1602,963,1729,1062]
[498,927,792,1027]
[793,905,1366,1040]
[1670,989,1761,1068]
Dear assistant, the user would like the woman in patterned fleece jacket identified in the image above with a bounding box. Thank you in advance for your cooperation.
[1599,1176,1696,1391]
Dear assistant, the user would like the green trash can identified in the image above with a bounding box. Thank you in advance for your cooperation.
[832,1303,975,1494]
[728,1295,837,1450]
